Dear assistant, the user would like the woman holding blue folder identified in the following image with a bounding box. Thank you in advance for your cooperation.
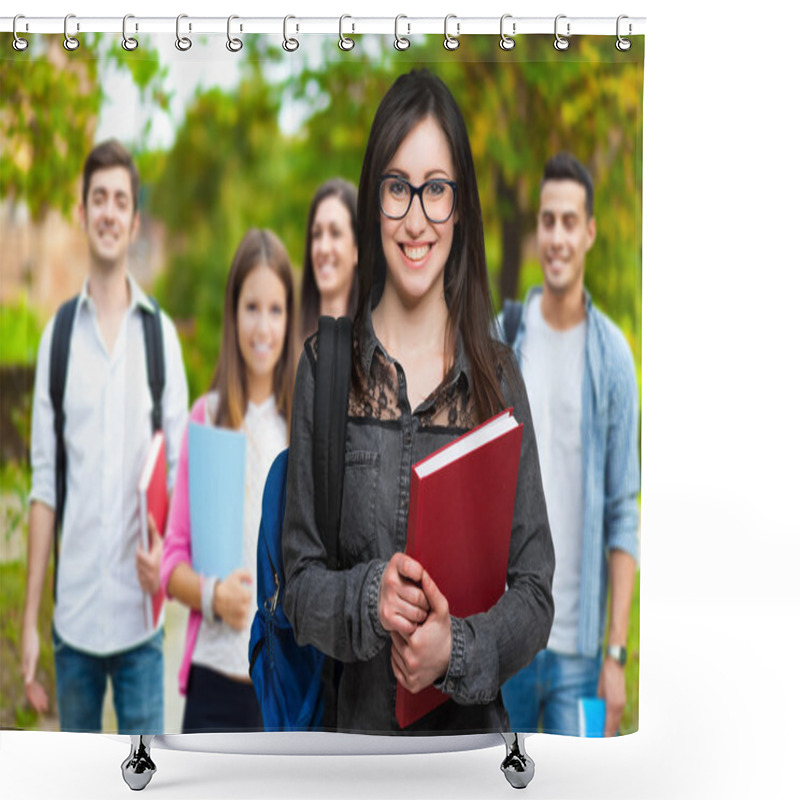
[282,70,555,733]
[161,229,296,732]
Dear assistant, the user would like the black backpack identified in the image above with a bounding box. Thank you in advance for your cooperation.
[48,295,165,598]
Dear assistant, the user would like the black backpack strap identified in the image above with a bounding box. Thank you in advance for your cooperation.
[502,299,524,347]
[141,297,165,433]
[313,316,352,730]
[313,316,352,570]
[49,296,79,600]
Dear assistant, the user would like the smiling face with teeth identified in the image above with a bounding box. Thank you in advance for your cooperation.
[311,195,358,309]
[379,115,457,310]
[236,262,288,403]
[536,179,596,302]
[79,165,140,273]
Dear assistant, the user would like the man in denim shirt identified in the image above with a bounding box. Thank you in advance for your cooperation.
[500,153,639,737]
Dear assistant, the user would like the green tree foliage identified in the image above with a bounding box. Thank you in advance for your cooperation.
[151,54,286,397]
[394,36,643,365]
[0,300,40,365]
[150,35,641,394]
[1,34,169,221]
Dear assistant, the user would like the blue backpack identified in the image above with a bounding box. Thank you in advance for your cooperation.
[248,317,351,731]
[501,298,524,347]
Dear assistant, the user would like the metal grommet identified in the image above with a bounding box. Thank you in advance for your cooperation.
[122,14,139,51]
[175,14,192,51]
[443,14,460,51]
[63,13,80,51]
[616,15,632,52]
[226,15,243,52]
[338,15,355,51]
[12,15,29,51]
[499,14,515,51]
[394,15,410,51]
[554,14,570,51]
[283,15,299,52]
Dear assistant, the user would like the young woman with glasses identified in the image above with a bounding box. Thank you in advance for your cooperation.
[282,70,555,734]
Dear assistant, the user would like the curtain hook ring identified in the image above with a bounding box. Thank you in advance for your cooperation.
[443,14,460,51]
[122,14,139,51]
[554,14,570,51]
[226,15,243,52]
[616,15,632,51]
[283,15,299,52]
[12,15,29,51]
[338,15,355,51]
[394,15,410,51]
[175,14,192,51]
[63,13,80,51]
[499,14,515,51]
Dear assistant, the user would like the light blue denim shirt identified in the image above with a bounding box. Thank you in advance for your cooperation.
[498,286,640,658]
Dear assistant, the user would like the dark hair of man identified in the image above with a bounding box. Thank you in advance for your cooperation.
[541,152,594,219]
[82,139,141,214]
[354,69,509,424]
[300,178,359,341]
[210,228,296,436]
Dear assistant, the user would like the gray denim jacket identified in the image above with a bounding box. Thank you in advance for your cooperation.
[282,309,554,734]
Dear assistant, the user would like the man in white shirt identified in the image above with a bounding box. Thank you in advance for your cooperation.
[21,140,189,733]
[500,153,640,737]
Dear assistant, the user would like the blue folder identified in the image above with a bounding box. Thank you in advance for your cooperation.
[188,422,246,579]
[578,698,606,738]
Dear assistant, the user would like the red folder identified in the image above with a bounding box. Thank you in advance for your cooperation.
[395,408,523,729]
[138,431,167,630]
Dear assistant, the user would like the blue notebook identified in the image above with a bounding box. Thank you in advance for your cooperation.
[578,698,606,738]
[188,422,246,579]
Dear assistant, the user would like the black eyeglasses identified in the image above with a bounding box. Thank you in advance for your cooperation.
[379,175,458,224]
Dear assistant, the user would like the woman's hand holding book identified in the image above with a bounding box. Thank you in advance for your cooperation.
[390,569,452,695]
[378,553,430,636]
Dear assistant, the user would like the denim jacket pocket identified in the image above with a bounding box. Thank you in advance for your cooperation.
[338,450,380,563]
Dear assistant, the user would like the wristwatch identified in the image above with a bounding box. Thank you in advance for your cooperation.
[606,644,627,667]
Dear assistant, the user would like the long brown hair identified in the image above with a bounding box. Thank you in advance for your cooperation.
[300,178,359,341]
[210,229,296,434]
[355,70,508,423]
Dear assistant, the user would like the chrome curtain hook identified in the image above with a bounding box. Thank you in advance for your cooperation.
[122,14,138,51]
[283,15,299,52]
[175,14,192,51]
[338,15,355,51]
[226,15,243,52]
[394,15,410,51]
[444,14,460,51]
[499,14,515,50]
[12,14,29,51]
[63,13,80,51]
[616,14,632,51]
[554,14,570,51]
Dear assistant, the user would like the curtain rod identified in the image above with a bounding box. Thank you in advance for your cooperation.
[1,15,646,37]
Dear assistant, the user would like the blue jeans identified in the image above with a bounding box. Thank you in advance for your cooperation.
[501,649,602,735]
[53,626,164,734]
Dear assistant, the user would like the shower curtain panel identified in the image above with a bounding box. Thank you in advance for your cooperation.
[1,17,644,755]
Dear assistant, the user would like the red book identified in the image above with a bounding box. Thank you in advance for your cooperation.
[138,431,167,630]
[396,408,523,729]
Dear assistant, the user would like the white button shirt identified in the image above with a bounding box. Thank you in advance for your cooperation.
[29,275,188,656]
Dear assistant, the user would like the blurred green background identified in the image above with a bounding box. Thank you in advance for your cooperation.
[1,32,642,733]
